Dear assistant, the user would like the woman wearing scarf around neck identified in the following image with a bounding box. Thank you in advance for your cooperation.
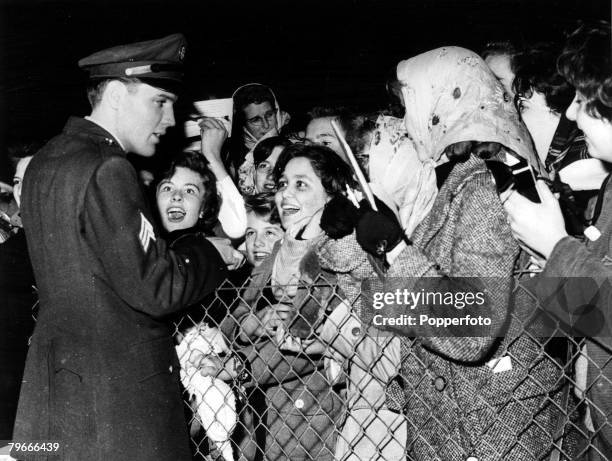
[229,83,290,194]
[222,143,353,461]
[349,47,567,460]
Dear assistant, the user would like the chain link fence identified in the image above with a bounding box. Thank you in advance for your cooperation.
[21,260,611,461]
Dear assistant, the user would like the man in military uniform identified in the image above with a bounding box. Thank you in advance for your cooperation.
[12,34,229,461]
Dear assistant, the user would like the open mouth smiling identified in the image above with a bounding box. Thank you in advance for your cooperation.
[281,202,300,216]
[166,207,186,222]
[252,251,270,262]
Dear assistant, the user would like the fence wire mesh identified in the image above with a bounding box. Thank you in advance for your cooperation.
[19,256,612,461]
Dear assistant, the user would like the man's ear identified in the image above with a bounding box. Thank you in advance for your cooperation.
[104,80,128,110]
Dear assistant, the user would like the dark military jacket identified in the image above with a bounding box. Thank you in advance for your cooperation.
[13,117,227,461]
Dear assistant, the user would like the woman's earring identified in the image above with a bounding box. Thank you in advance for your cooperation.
[199,211,204,219]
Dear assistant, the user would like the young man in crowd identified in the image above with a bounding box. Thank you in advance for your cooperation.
[504,22,612,459]
[12,34,235,461]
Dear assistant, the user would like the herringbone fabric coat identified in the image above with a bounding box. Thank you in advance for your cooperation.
[361,155,565,460]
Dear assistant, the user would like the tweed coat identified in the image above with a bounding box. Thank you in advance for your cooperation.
[533,175,612,460]
[314,236,407,461]
[13,117,227,461]
[360,154,565,460]
[221,241,343,461]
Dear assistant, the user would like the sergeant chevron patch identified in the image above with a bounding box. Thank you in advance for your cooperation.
[139,212,156,252]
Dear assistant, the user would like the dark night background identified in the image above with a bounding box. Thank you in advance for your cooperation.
[0,0,610,180]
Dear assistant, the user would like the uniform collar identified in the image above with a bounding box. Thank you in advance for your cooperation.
[84,116,126,150]
[63,116,125,152]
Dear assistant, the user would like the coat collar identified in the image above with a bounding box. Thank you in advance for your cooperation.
[414,155,490,249]
[63,117,125,154]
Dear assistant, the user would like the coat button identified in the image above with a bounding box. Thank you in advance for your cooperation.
[185,258,190,264]
[351,327,361,337]
[168,365,173,373]
[294,398,304,409]
[466,457,478,461]
[433,376,446,391]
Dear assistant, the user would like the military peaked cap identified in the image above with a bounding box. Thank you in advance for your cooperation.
[78,33,187,85]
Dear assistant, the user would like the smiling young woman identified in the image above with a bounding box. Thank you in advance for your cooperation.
[155,151,220,235]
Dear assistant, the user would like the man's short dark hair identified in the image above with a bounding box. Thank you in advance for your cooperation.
[558,21,612,121]
[512,42,575,114]
[86,77,142,109]
[306,106,355,134]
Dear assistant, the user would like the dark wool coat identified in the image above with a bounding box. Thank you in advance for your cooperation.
[534,175,612,460]
[12,117,227,461]
[221,242,343,461]
[0,229,36,439]
[361,155,565,460]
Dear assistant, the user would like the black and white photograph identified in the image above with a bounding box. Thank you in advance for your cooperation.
[1,0,611,460]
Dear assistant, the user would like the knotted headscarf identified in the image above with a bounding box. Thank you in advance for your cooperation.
[397,46,541,170]
[367,114,437,237]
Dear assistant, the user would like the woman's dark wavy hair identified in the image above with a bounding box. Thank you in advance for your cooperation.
[155,151,220,233]
[252,136,292,166]
[273,144,356,198]
[244,192,281,225]
[557,21,612,121]
[512,41,575,114]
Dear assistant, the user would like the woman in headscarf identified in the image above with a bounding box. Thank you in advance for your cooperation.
[230,83,290,194]
[350,47,566,460]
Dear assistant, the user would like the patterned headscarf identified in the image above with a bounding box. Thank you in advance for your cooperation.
[396,46,542,171]
[367,115,437,237]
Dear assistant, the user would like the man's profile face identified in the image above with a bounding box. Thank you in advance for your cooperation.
[116,82,177,157]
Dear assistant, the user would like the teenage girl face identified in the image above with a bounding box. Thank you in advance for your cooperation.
[254,145,284,193]
[566,92,612,162]
[244,212,284,267]
[156,166,207,232]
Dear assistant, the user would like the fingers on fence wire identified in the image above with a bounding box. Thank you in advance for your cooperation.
[173,272,612,460]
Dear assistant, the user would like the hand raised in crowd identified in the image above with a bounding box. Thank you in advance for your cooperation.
[239,303,293,340]
[199,117,229,179]
[275,324,327,355]
[198,354,239,381]
[255,303,293,337]
[206,236,245,270]
[502,180,568,260]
